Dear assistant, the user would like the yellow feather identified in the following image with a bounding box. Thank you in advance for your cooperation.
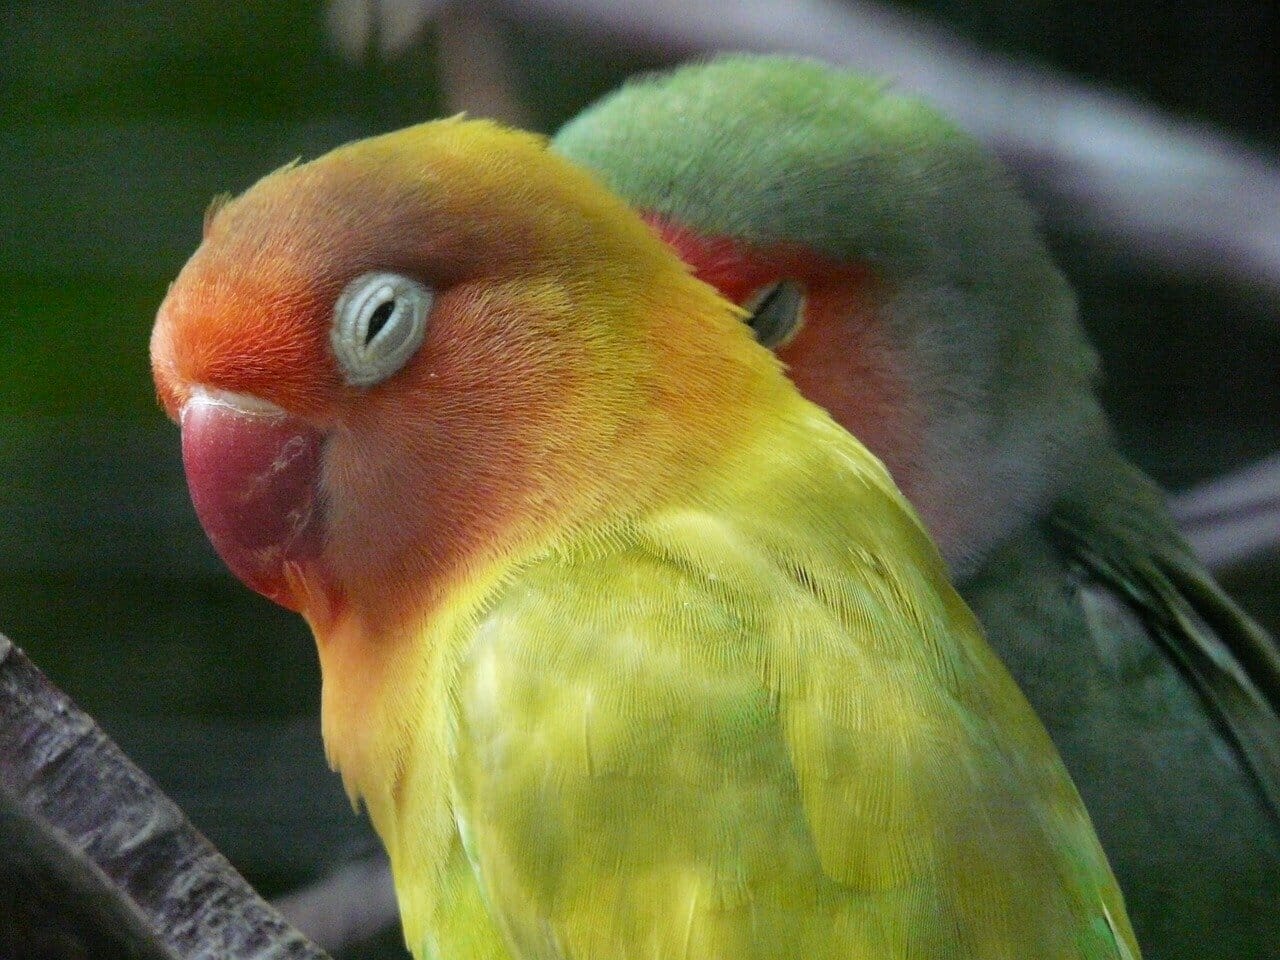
[373,400,1138,958]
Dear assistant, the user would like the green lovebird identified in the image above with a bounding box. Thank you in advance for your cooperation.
[153,116,1140,958]
[554,54,1280,960]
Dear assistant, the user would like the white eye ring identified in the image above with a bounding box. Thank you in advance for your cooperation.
[331,272,433,387]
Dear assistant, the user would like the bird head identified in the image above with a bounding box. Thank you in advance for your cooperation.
[151,117,777,634]
[555,55,1106,573]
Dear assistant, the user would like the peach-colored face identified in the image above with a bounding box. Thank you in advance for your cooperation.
[150,162,591,628]
[644,215,924,500]
[151,206,340,612]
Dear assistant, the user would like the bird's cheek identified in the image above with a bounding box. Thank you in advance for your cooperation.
[179,389,328,612]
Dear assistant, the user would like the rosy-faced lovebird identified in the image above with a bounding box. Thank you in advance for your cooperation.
[150,117,1142,959]
[554,54,1280,960]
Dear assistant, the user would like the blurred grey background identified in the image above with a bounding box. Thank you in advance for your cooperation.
[1,2,1277,957]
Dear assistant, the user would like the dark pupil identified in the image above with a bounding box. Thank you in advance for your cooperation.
[749,285,784,328]
[746,280,804,348]
[365,299,396,344]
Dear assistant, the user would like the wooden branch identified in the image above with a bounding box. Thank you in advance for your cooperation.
[275,852,399,952]
[1172,453,1280,570]
[325,0,444,61]
[324,0,532,125]
[435,4,531,124]
[0,633,332,960]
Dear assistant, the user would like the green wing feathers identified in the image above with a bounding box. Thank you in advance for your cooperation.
[1051,454,1280,818]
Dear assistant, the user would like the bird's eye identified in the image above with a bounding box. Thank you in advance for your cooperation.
[331,272,433,387]
[742,280,805,349]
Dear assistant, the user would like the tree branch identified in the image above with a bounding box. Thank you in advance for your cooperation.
[435,4,531,124]
[1172,453,1280,570]
[0,633,332,960]
[275,853,399,952]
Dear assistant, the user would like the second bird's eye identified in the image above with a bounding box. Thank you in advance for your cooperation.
[742,280,805,349]
[331,272,433,387]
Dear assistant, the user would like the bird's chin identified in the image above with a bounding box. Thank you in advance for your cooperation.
[179,387,328,613]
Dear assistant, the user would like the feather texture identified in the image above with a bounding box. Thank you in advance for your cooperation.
[379,408,1139,959]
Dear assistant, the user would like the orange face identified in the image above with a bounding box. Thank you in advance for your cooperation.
[151,143,589,629]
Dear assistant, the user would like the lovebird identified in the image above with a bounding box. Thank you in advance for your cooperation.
[150,117,1142,958]
[554,55,1280,959]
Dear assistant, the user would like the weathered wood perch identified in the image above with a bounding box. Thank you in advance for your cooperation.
[0,633,332,960]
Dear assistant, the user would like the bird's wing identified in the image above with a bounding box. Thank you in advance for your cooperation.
[758,522,1137,960]
[451,486,1137,958]
[1050,454,1280,818]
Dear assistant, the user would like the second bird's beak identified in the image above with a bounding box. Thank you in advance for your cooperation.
[179,388,327,611]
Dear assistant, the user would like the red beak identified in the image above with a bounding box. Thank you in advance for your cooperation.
[179,388,326,610]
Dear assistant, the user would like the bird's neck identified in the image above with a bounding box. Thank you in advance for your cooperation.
[309,343,796,796]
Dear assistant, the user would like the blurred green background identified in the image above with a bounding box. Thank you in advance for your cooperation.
[1,2,1277,958]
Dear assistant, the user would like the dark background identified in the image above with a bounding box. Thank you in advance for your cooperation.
[1,2,1277,957]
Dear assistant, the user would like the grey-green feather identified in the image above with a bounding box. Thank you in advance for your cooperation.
[968,456,1280,958]
[554,54,1280,959]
